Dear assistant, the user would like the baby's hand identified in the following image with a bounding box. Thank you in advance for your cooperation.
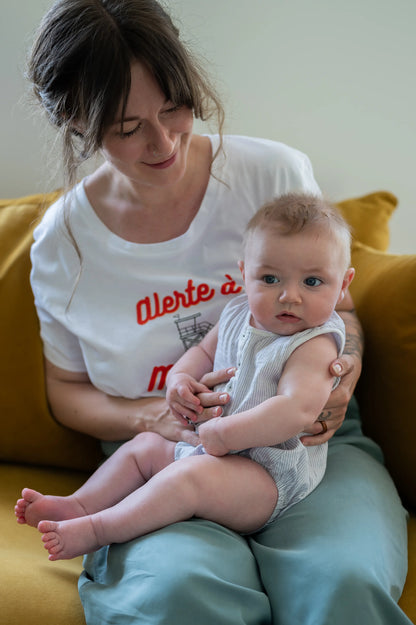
[166,373,209,423]
[198,417,229,456]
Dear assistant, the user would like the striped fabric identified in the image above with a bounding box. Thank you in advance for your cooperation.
[175,295,345,527]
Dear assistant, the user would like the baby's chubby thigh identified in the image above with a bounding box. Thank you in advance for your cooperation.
[175,453,278,534]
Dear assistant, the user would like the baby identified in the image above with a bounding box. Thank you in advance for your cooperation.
[15,193,354,560]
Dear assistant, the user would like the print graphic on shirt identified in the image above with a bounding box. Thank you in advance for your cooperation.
[148,363,174,392]
[136,275,242,326]
[146,311,213,393]
[144,275,243,393]
[136,279,215,325]
[220,274,243,297]
[173,312,214,351]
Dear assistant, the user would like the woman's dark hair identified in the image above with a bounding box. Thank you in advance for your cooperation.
[28,0,224,187]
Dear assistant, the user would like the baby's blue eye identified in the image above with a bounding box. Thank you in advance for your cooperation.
[304,277,322,287]
[262,275,279,284]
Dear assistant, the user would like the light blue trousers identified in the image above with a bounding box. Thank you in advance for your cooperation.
[79,400,411,625]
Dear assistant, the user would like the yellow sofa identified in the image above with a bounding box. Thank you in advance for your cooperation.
[0,189,414,624]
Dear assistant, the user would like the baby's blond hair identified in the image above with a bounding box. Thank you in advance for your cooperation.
[244,193,352,270]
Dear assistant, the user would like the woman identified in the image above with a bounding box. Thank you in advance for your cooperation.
[28,1,409,623]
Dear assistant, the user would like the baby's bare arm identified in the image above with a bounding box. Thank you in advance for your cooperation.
[166,325,219,421]
[199,334,338,455]
[303,299,363,445]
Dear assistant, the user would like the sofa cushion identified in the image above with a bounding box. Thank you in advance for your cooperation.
[350,241,416,509]
[400,515,416,616]
[337,190,397,251]
[0,192,101,471]
[0,463,87,625]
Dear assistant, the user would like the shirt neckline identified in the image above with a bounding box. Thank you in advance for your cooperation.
[76,134,221,254]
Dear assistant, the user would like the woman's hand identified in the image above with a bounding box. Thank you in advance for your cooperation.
[193,367,236,424]
[170,367,235,426]
[142,397,202,446]
[161,367,235,446]
[166,372,209,422]
[159,367,236,447]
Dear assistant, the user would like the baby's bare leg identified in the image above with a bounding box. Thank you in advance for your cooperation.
[38,454,278,560]
[184,454,278,534]
[16,433,175,528]
[69,433,176,513]
[15,489,87,527]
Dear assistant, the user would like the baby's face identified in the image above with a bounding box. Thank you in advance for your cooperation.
[239,226,353,335]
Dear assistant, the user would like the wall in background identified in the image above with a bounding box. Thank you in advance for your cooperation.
[1,0,415,253]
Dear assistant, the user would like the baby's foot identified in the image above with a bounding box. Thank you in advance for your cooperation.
[38,517,101,561]
[15,488,86,527]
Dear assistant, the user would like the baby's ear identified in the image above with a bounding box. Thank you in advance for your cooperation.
[238,260,245,280]
[339,267,355,302]
[344,267,355,288]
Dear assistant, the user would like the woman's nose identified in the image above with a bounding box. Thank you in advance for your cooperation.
[149,122,174,157]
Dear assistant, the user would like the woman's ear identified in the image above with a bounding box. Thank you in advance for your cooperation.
[338,267,355,302]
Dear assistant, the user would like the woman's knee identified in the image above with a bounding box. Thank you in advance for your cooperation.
[81,521,270,625]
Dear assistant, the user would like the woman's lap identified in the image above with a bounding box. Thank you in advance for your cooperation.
[79,401,410,624]
[249,442,410,625]
[80,520,271,625]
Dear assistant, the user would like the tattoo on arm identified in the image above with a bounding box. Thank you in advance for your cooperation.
[338,309,364,359]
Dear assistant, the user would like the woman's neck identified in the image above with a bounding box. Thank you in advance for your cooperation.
[85,135,212,244]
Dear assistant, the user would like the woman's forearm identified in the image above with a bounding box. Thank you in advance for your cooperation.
[44,358,226,446]
[46,374,167,441]
[337,308,364,361]
[335,290,364,361]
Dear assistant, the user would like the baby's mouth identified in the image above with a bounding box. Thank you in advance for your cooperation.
[277,312,300,322]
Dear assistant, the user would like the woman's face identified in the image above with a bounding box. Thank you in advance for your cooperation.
[101,62,194,189]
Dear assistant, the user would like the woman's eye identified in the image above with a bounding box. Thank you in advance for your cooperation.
[304,277,322,287]
[119,122,142,138]
[162,104,182,115]
[262,275,278,284]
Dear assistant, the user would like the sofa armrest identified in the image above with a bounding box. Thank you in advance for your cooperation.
[350,241,416,510]
[0,192,102,472]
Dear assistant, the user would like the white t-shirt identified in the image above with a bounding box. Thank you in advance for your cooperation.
[30,135,321,399]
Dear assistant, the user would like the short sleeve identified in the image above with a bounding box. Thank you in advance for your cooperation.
[30,195,88,373]
[35,301,87,372]
[271,142,322,197]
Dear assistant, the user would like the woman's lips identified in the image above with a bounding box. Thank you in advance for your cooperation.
[145,153,177,169]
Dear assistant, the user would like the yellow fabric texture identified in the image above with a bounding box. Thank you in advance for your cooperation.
[0,188,414,624]
[0,464,87,625]
[400,515,416,618]
[0,192,101,471]
[350,240,416,509]
[337,190,397,251]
